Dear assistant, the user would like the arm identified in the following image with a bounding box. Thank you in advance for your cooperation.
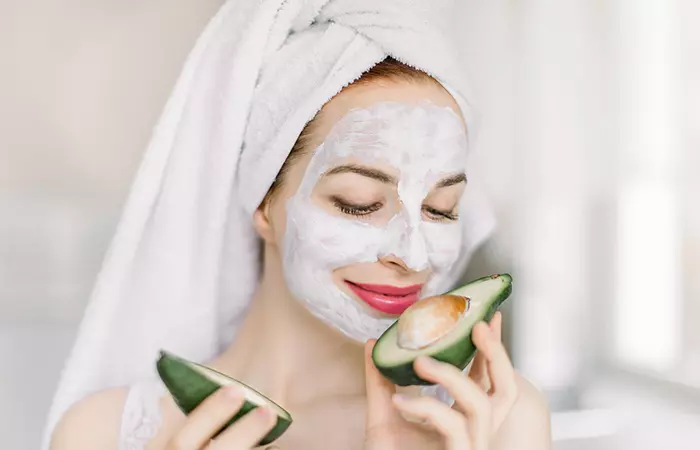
[49,388,128,450]
[491,373,552,450]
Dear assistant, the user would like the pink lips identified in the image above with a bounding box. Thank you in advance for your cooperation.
[344,281,423,315]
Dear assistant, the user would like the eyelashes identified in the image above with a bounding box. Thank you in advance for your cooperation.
[332,197,382,216]
[330,196,458,222]
[423,205,459,221]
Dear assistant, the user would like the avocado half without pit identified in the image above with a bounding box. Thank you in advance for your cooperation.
[371,273,513,386]
[156,351,292,446]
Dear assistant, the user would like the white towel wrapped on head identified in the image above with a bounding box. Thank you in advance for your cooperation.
[42,0,497,447]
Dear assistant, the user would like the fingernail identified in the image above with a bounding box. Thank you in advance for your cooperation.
[223,385,243,399]
[257,407,273,419]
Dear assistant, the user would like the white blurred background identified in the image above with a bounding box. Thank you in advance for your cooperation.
[1,0,698,449]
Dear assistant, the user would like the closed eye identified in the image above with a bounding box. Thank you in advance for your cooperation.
[422,205,458,222]
[332,197,383,217]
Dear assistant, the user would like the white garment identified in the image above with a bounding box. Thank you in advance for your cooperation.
[42,1,497,448]
[118,379,165,450]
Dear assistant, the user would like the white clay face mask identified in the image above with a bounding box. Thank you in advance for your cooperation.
[282,100,470,342]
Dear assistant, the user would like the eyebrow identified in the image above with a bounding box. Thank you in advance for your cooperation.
[323,164,467,188]
[435,172,467,188]
[323,164,397,184]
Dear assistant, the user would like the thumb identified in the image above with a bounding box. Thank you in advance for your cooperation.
[364,339,400,428]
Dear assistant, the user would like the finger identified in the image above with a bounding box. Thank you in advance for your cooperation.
[413,354,492,445]
[208,406,277,450]
[392,395,470,450]
[487,312,503,396]
[364,339,400,428]
[472,320,518,409]
[167,386,245,449]
[467,322,492,392]
[468,314,502,390]
[467,352,488,392]
[491,311,503,341]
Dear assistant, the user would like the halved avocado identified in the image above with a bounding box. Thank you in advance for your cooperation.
[156,350,292,446]
[372,273,513,386]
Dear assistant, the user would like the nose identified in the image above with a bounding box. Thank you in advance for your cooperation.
[401,224,430,271]
[378,253,412,272]
[380,224,430,273]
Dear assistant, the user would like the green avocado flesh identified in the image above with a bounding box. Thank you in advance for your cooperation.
[372,273,513,386]
[156,351,292,446]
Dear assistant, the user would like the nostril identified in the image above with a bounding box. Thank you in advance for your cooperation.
[379,254,410,272]
[389,260,408,271]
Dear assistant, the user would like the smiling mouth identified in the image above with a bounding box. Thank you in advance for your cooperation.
[344,280,424,315]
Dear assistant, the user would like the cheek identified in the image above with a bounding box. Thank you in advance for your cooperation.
[422,221,463,270]
[284,196,388,270]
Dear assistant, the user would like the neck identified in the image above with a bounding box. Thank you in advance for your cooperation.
[211,244,366,407]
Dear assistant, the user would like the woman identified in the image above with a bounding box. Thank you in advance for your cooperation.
[45,1,551,449]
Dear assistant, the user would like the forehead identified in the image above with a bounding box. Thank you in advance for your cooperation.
[312,100,469,178]
[327,99,466,152]
[311,80,467,142]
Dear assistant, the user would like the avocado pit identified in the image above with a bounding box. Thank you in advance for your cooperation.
[396,294,470,350]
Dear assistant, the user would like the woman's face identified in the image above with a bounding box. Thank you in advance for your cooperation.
[260,80,470,341]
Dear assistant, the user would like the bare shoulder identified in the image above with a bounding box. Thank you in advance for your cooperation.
[493,372,552,450]
[49,387,129,450]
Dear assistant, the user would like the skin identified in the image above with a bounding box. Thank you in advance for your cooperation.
[50,79,552,450]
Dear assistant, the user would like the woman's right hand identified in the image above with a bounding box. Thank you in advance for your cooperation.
[165,385,278,450]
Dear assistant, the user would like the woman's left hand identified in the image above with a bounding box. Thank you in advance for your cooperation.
[364,311,520,450]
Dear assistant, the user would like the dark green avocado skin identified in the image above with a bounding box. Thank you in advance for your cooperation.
[156,351,292,446]
[372,274,513,386]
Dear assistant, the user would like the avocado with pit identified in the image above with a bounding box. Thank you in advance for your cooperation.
[156,350,292,446]
[371,273,513,386]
